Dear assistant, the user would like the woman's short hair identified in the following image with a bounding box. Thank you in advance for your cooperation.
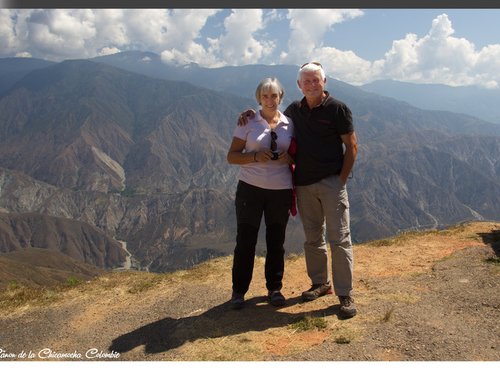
[255,77,285,104]
[298,62,326,81]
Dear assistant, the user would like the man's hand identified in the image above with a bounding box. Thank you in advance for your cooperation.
[237,109,256,126]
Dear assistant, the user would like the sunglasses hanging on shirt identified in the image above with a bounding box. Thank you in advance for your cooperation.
[270,131,279,160]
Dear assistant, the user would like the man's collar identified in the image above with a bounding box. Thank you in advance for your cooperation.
[300,91,330,109]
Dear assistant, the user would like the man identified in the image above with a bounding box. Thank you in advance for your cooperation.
[239,62,358,318]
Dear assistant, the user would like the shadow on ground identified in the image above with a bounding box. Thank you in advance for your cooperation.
[478,228,500,257]
[109,295,341,354]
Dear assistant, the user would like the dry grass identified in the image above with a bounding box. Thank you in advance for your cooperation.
[0,280,63,310]
[288,315,328,332]
[126,274,164,294]
[171,334,262,361]
[366,229,443,247]
[485,257,500,275]
[177,255,233,282]
[331,322,363,344]
[0,269,174,313]
[381,306,396,322]
[355,221,497,279]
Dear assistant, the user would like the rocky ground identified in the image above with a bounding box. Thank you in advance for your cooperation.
[0,221,498,366]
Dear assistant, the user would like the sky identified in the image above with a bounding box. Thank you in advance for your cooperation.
[1,8,500,88]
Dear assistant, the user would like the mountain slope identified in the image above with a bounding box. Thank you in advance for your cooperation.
[0,59,249,193]
[0,212,126,268]
[0,57,55,95]
[351,131,500,240]
[0,167,239,272]
[0,248,102,289]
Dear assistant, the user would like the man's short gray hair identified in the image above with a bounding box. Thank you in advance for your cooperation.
[298,62,326,81]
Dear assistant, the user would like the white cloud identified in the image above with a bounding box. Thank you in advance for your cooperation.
[315,48,376,85]
[476,44,500,85]
[377,33,421,81]
[374,13,500,88]
[277,11,500,89]
[157,9,223,66]
[0,10,17,53]
[264,9,282,23]
[92,9,221,64]
[91,10,129,47]
[281,9,364,63]
[24,9,97,59]
[279,9,372,85]
[0,9,221,62]
[98,47,121,57]
[205,9,274,66]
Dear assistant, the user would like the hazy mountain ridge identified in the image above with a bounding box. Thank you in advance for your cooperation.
[361,79,500,125]
[93,51,500,128]
[0,54,499,275]
[0,57,56,96]
[92,51,303,106]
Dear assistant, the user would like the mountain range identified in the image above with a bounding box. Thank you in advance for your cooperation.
[90,51,500,126]
[361,79,500,125]
[0,51,499,276]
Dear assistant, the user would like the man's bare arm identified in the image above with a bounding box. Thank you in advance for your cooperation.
[340,131,358,185]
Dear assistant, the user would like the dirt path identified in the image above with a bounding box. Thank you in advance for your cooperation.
[0,221,498,362]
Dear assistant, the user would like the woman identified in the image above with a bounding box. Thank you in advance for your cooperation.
[227,77,294,309]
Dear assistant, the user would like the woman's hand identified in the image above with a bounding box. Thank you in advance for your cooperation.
[255,150,275,163]
[275,151,293,164]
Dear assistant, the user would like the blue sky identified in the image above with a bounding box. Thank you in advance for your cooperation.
[324,9,500,60]
[1,9,500,88]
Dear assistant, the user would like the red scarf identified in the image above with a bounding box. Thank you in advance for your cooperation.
[288,138,297,216]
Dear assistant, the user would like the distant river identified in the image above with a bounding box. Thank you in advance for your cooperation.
[115,240,132,270]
